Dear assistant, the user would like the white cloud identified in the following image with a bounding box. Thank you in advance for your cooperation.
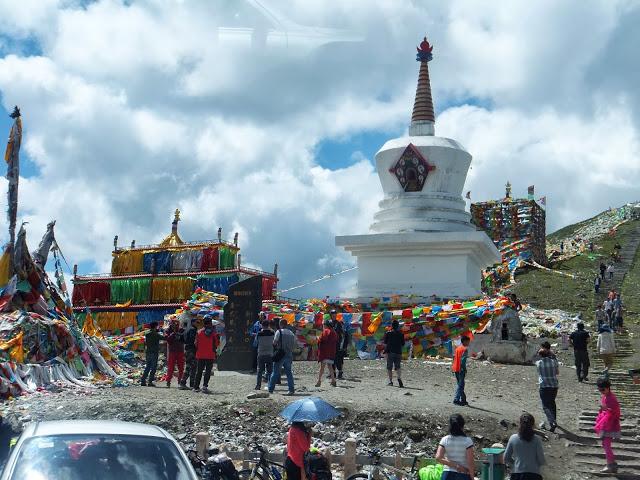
[0,0,638,298]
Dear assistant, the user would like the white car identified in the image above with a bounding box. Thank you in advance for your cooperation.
[1,420,199,480]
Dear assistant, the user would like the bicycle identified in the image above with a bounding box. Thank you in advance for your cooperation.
[346,448,420,480]
[238,442,285,480]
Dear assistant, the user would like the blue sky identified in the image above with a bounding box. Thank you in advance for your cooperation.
[1,1,639,299]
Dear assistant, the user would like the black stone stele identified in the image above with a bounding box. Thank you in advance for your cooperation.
[217,275,263,371]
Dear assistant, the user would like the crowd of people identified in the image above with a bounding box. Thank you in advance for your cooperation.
[136,300,625,477]
[140,314,220,393]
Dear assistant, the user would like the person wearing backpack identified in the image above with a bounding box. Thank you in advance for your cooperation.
[268,318,296,395]
[286,422,311,480]
[255,319,274,390]
[304,447,332,480]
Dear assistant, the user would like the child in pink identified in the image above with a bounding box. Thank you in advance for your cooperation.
[594,378,621,474]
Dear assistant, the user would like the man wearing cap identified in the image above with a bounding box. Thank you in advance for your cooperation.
[194,314,220,393]
[179,316,199,390]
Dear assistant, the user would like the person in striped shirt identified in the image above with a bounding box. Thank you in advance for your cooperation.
[535,348,559,432]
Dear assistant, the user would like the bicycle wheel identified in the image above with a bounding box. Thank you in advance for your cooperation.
[238,469,266,480]
[346,472,373,480]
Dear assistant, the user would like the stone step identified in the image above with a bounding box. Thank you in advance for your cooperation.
[575,434,640,445]
[578,426,639,437]
[575,449,640,461]
[576,469,640,479]
[572,443,640,455]
[578,422,637,431]
[576,458,640,472]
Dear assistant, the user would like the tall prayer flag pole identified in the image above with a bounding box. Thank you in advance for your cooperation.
[5,106,22,248]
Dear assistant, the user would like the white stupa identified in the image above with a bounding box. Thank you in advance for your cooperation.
[336,37,500,299]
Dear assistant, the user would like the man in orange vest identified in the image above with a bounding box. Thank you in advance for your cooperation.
[452,335,470,406]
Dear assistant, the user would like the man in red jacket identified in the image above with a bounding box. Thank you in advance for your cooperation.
[315,319,338,388]
[194,315,219,393]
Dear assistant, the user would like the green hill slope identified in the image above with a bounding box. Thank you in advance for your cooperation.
[512,215,640,322]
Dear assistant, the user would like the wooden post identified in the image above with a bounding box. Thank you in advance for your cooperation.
[323,447,333,469]
[242,446,251,470]
[343,439,357,480]
[395,443,404,480]
[195,432,209,458]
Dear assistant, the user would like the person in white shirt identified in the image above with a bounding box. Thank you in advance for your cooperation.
[597,326,616,376]
[436,414,475,480]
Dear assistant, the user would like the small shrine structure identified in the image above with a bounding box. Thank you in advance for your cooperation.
[72,210,278,333]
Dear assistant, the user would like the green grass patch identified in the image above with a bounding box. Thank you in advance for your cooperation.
[621,236,640,323]
[513,220,640,315]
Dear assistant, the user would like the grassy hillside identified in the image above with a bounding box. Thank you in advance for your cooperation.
[512,218,640,320]
[621,235,640,319]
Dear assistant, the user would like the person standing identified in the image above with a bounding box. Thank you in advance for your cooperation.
[535,348,559,432]
[595,305,607,331]
[249,313,264,374]
[569,322,590,382]
[606,263,615,281]
[333,320,349,380]
[255,319,274,390]
[594,274,601,294]
[435,414,475,480]
[268,318,296,395]
[179,317,198,390]
[504,413,546,480]
[452,335,470,406]
[603,298,614,327]
[612,295,623,330]
[594,378,621,474]
[316,319,338,388]
[383,320,405,387]
[141,322,161,387]
[194,315,219,393]
[597,325,616,377]
[599,262,606,280]
[285,422,311,480]
[164,319,185,388]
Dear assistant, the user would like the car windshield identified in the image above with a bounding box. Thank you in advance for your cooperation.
[9,434,193,480]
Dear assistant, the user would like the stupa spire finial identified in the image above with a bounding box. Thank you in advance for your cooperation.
[409,36,435,136]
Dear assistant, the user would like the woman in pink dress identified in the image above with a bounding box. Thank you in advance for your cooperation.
[594,378,621,473]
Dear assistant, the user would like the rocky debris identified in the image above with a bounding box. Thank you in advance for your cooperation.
[247,392,269,400]
[519,305,580,338]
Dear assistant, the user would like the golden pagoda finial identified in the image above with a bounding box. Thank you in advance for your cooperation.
[159,208,184,247]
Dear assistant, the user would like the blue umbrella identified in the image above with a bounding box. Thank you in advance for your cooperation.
[280,396,341,423]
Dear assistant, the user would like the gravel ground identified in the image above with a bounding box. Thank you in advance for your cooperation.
[1,355,601,479]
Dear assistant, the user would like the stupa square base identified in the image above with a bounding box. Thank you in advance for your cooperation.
[336,231,500,299]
